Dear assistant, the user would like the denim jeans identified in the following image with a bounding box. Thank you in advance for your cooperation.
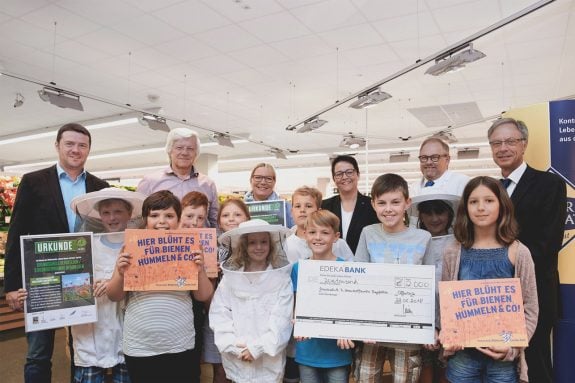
[298,364,350,383]
[446,349,517,383]
[25,329,56,383]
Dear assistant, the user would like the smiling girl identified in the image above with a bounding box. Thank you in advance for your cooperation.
[210,219,293,383]
[440,176,538,383]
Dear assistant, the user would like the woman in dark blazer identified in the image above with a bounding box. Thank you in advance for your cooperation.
[321,155,378,254]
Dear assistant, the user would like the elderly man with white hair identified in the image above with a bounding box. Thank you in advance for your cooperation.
[137,127,218,228]
[137,128,219,382]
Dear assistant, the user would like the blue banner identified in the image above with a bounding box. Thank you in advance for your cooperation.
[549,100,575,189]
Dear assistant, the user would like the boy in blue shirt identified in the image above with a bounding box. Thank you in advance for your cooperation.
[291,210,355,383]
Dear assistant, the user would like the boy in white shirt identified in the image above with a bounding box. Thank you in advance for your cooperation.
[286,186,353,263]
[70,188,146,383]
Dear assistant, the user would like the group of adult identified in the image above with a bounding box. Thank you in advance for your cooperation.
[4,117,566,383]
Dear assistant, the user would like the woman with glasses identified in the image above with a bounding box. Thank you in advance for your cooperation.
[244,163,295,228]
[321,155,378,254]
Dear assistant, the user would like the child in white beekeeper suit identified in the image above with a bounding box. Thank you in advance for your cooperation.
[210,219,294,383]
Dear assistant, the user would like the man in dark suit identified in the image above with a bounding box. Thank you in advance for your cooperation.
[488,117,567,383]
[4,123,109,383]
[321,155,378,254]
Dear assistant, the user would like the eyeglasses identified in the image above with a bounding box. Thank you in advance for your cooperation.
[418,154,448,163]
[333,169,356,180]
[173,146,196,153]
[488,138,525,148]
[252,175,275,183]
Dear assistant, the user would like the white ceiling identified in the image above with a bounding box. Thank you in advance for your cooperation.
[0,0,574,194]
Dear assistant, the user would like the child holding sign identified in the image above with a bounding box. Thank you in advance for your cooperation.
[440,176,538,383]
[210,219,293,383]
[354,173,432,383]
[107,190,214,383]
[291,210,355,383]
[69,188,146,383]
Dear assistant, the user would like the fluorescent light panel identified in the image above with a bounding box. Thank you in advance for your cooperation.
[4,139,251,171]
[0,117,138,147]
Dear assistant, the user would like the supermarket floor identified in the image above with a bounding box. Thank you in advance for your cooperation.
[0,327,213,383]
[0,328,392,383]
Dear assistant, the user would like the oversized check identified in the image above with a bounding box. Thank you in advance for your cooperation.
[294,260,435,344]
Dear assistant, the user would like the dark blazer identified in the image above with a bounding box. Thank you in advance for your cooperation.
[321,192,379,254]
[512,165,567,323]
[4,165,109,292]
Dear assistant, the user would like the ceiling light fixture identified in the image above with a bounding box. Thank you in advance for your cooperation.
[457,148,480,159]
[0,117,139,147]
[38,86,84,111]
[431,130,458,143]
[389,152,410,163]
[339,135,366,149]
[348,89,392,109]
[13,93,24,108]
[425,43,486,76]
[268,147,287,160]
[210,132,235,148]
[139,114,170,132]
[297,117,328,133]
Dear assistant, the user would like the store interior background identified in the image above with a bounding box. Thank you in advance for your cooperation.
[0,0,573,196]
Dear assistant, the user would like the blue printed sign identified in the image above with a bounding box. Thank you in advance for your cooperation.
[549,100,575,188]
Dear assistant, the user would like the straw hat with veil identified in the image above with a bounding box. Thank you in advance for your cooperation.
[71,187,147,234]
[218,219,292,274]
[210,219,294,382]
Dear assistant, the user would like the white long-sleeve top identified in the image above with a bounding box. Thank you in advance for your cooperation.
[210,263,294,383]
[71,234,125,368]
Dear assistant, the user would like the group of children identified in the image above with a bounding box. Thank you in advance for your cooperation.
[17,171,538,383]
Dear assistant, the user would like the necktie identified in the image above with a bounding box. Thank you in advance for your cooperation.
[500,178,512,189]
[424,180,435,187]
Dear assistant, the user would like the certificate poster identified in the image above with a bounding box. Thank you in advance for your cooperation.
[20,232,97,332]
[438,278,528,347]
[246,200,287,226]
[124,228,216,290]
[294,261,435,344]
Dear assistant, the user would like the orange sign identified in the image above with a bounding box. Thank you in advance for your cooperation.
[123,228,217,291]
[439,278,528,347]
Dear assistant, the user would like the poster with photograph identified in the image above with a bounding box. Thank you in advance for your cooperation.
[123,228,216,290]
[439,278,528,347]
[246,200,287,226]
[20,232,97,332]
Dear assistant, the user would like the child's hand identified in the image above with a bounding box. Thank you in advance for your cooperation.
[192,251,205,269]
[476,346,516,361]
[442,344,464,353]
[337,339,355,349]
[116,252,132,276]
[240,348,254,362]
[93,279,108,297]
[294,336,310,342]
[424,329,440,351]
[438,330,463,353]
